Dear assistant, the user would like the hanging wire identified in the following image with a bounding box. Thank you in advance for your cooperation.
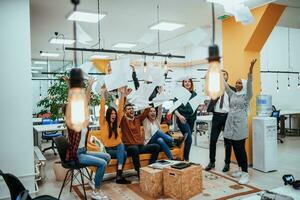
[90,0,101,49]
[157,4,160,53]
[211,3,215,45]
[72,2,78,67]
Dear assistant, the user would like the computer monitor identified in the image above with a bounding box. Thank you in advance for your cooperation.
[271,111,280,118]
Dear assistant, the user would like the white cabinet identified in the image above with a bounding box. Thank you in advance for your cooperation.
[252,117,277,172]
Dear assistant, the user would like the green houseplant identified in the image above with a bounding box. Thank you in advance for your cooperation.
[37,76,104,120]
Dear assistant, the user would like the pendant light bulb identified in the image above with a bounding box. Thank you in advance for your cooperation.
[277,87,279,93]
[66,88,89,132]
[205,45,225,100]
[143,61,147,73]
[164,60,168,71]
[288,84,290,90]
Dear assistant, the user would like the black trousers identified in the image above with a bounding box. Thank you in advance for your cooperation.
[209,113,232,164]
[125,144,160,172]
[225,138,248,172]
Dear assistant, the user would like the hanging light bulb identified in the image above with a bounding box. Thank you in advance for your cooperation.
[276,72,279,93]
[66,88,89,132]
[288,74,290,90]
[164,59,168,71]
[277,87,279,93]
[143,61,147,73]
[205,45,225,100]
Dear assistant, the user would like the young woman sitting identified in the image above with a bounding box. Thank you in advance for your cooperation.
[99,85,131,184]
[143,105,174,160]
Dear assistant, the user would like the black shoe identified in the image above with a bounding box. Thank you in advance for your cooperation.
[222,164,230,172]
[116,177,132,184]
[205,162,215,171]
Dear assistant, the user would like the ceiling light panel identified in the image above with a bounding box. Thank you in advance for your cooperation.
[113,43,137,48]
[149,21,185,31]
[31,66,43,70]
[49,38,75,45]
[40,52,59,57]
[33,61,47,65]
[67,11,105,23]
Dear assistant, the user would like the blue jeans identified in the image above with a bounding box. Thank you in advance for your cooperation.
[176,119,194,161]
[148,130,174,160]
[106,143,127,166]
[77,148,111,189]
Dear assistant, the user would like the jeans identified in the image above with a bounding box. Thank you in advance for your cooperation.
[125,144,160,172]
[209,113,232,164]
[148,130,174,159]
[106,143,127,166]
[176,118,194,161]
[77,148,111,189]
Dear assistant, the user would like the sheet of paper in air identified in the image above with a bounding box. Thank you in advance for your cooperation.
[148,65,165,86]
[168,100,183,113]
[152,92,170,107]
[104,58,130,91]
[80,61,94,74]
[188,94,202,113]
[171,84,191,106]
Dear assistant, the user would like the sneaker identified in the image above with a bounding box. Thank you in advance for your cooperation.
[238,172,249,185]
[89,179,95,190]
[91,189,109,200]
[231,169,242,178]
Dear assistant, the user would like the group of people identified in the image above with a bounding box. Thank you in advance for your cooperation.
[63,59,256,199]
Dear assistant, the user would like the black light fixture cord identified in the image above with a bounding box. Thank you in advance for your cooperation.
[211,3,215,45]
[73,3,78,67]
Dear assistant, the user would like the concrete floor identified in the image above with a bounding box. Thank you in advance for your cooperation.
[36,136,300,199]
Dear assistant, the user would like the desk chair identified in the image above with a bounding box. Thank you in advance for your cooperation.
[0,169,57,200]
[54,136,92,200]
[42,118,63,155]
[271,111,284,143]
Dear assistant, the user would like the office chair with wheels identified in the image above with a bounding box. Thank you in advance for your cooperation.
[0,169,57,200]
[53,136,92,200]
[271,110,284,143]
[42,118,63,155]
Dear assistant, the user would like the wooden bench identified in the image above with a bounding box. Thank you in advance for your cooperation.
[87,124,184,174]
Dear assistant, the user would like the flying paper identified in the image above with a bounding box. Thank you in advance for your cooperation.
[104,59,131,91]
[168,100,183,113]
[188,94,202,113]
[170,84,191,106]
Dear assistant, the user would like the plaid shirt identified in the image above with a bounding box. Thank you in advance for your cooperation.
[65,127,89,162]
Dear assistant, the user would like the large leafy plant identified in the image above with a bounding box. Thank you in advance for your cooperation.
[37,76,102,120]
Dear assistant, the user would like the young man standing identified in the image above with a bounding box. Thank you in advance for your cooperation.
[120,103,160,178]
[205,70,236,172]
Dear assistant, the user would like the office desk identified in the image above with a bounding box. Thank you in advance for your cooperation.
[194,115,213,146]
[32,118,43,125]
[280,110,300,136]
[242,185,300,199]
[33,123,100,150]
[33,124,66,150]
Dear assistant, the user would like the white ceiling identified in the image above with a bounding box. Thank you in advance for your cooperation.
[30,0,300,71]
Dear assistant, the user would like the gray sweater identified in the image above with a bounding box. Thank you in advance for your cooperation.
[223,74,253,140]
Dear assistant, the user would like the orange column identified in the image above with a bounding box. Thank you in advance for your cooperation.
[222,3,285,164]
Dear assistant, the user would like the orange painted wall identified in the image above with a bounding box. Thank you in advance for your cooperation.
[222,3,285,164]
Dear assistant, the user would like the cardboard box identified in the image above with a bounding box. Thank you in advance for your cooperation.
[163,164,202,200]
[140,166,163,198]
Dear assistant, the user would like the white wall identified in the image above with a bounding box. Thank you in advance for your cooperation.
[260,26,300,110]
[0,0,35,198]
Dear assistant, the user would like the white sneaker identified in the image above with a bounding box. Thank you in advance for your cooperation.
[231,169,242,178]
[89,179,95,190]
[238,172,249,185]
[91,189,109,200]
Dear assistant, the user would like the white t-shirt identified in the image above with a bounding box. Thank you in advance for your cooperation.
[214,92,230,113]
[150,122,159,136]
[79,127,88,149]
